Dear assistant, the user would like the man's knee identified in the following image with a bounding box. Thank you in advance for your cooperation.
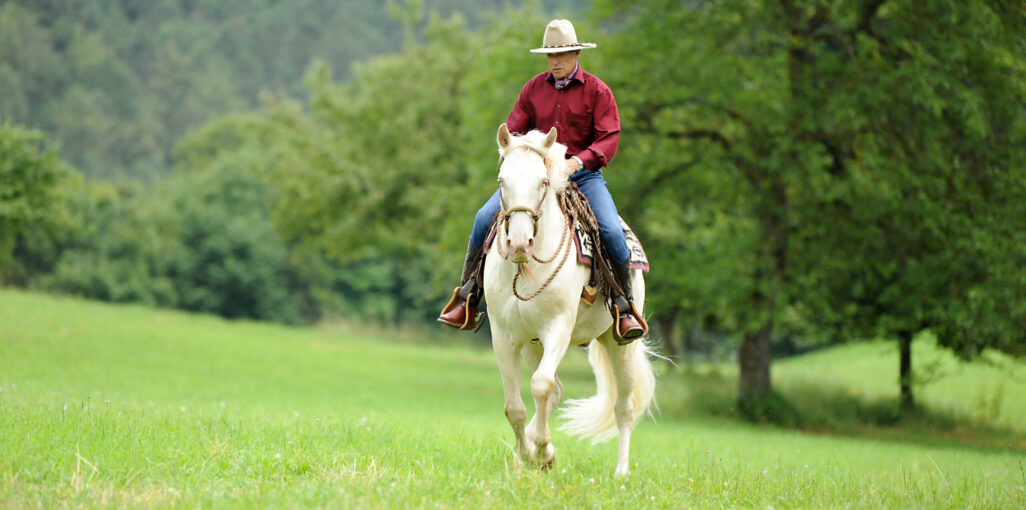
[603,233,630,262]
[475,207,495,228]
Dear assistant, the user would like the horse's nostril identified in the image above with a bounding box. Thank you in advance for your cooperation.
[528,239,535,249]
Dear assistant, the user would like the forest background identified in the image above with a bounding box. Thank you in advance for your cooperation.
[2,0,1025,414]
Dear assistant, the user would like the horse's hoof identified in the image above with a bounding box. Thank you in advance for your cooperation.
[533,442,555,470]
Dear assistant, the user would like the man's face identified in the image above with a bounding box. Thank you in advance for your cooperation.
[546,50,580,79]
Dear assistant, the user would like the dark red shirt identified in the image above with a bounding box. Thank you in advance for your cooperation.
[505,67,621,171]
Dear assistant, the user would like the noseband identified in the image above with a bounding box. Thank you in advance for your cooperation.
[500,179,550,236]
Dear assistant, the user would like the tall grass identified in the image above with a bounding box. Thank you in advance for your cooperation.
[2,289,1024,508]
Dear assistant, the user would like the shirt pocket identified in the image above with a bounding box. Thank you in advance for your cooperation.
[567,110,593,129]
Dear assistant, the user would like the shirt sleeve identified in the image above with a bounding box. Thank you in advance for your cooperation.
[505,80,534,135]
[578,85,620,170]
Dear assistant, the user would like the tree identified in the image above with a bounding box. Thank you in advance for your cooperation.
[33,179,179,306]
[786,0,1026,408]
[593,0,812,413]
[595,0,1026,414]
[0,125,72,281]
[264,11,484,325]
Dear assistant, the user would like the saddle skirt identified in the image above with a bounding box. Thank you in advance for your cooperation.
[572,217,650,273]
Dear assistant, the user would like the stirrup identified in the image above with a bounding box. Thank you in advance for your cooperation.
[612,299,648,345]
[438,287,485,331]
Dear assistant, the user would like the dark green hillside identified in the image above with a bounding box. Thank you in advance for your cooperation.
[0,0,583,179]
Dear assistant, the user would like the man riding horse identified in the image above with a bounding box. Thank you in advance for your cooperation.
[438,19,647,342]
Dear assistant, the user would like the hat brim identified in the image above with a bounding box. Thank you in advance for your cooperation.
[529,43,597,54]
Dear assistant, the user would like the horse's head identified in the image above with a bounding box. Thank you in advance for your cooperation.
[496,124,567,263]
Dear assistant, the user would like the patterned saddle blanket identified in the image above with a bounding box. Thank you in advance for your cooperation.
[572,217,650,273]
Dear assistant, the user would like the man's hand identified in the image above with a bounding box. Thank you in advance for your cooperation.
[564,156,583,177]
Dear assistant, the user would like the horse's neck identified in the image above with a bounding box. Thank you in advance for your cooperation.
[535,188,567,257]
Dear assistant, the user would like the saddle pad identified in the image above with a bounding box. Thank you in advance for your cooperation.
[572,217,650,273]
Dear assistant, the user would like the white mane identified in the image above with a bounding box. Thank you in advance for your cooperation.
[498,130,569,191]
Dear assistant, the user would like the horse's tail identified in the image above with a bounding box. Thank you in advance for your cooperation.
[559,338,656,443]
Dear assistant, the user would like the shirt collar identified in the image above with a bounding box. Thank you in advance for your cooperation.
[549,63,582,90]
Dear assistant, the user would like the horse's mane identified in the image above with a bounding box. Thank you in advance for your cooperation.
[499,130,569,191]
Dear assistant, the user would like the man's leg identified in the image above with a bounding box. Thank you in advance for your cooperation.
[572,170,647,342]
[438,190,501,330]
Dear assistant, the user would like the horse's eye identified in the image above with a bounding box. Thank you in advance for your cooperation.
[542,178,550,187]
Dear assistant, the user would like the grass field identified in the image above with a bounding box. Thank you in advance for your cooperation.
[2,289,1024,508]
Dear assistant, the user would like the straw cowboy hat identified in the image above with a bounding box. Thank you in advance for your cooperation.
[529,19,597,53]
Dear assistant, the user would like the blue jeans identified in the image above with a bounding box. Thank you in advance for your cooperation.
[469,169,630,263]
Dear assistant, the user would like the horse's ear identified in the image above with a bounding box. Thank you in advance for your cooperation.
[543,127,557,149]
[497,123,511,151]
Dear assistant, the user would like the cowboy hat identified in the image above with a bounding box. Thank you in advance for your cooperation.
[529,19,597,54]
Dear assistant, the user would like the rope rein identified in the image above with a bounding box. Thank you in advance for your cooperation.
[495,189,575,302]
[495,181,614,304]
[511,213,573,301]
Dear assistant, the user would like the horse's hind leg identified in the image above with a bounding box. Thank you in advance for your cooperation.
[604,332,637,477]
[525,331,571,469]
[492,332,529,463]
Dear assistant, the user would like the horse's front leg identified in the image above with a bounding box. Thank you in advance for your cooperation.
[525,322,572,469]
[491,330,529,463]
[522,342,564,455]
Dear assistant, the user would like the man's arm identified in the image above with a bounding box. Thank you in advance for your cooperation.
[577,86,620,170]
[505,80,535,135]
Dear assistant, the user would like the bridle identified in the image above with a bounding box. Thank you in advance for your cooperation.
[500,178,550,236]
[495,190,573,302]
[494,144,573,301]
[498,144,553,237]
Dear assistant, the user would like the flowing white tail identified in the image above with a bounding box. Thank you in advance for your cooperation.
[560,339,656,444]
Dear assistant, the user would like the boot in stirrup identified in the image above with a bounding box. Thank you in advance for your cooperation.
[611,258,648,344]
[438,243,485,331]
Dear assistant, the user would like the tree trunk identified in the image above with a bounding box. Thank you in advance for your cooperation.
[898,329,914,410]
[738,319,773,411]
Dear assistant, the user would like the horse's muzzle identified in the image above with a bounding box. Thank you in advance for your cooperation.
[506,237,534,263]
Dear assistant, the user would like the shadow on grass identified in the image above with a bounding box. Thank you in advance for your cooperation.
[654,364,1026,454]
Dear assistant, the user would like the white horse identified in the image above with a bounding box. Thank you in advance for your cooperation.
[484,124,656,477]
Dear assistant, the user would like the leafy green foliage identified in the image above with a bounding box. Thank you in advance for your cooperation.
[0,125,71,278]
[0,0,583,179]
[33,180,178,306]
[164,158,298,322]
[590,0,1026,406]
[4,1,1025,418]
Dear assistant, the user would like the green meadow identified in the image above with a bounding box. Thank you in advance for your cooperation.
[1,289,1024,508]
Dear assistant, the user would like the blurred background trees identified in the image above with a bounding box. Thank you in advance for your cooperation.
[1,0,1023,415]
